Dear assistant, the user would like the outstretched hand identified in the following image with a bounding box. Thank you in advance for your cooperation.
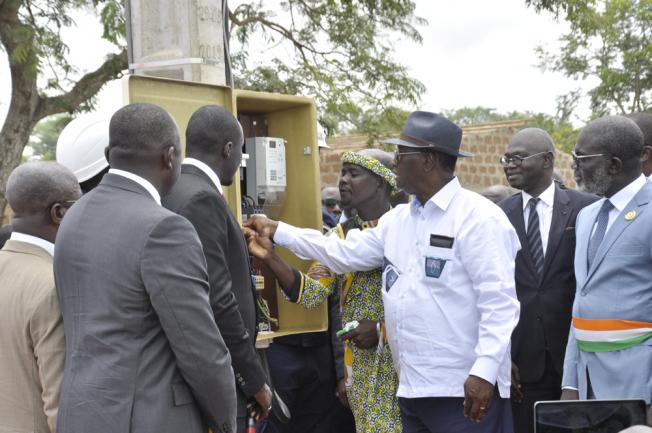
[243,215,279,239]
[242,227,274,260]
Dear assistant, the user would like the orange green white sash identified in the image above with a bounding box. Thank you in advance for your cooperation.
[572,317,652,352]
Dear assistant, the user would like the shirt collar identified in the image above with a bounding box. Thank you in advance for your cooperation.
[608,174,647,213]
[108,168,161,205]
[521,181,555,210]
[411,177,461,213]
[9,232,55,256]
[183,158,223,195]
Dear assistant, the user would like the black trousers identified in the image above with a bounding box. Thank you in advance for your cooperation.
[399,392,513,433]
[258,342,354,433]
[511,352,562,433]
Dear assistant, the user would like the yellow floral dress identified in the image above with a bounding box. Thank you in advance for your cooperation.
[286,217,401,433]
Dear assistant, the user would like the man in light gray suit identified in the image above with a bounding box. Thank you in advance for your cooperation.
[54,103,237,433]
[562,115,652,423]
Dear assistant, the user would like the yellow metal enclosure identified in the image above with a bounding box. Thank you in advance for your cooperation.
[123,75,327,339]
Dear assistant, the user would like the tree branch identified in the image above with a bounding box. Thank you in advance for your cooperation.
[35,48,127,120]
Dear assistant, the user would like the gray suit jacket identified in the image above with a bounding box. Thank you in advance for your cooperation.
[54,173,237,433]
[562,179,652,403]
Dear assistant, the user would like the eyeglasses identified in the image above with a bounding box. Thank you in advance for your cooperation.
[570,151,610,165]
[499,151,551,167]
[394,151,426,163]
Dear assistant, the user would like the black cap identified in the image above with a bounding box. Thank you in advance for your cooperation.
[384,111,471,157]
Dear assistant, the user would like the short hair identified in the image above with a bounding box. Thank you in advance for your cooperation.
[108,103,179,160]
[6,162,80,215]
[186,105,243,155]
[626,112,652,147]
[578,115,644,169]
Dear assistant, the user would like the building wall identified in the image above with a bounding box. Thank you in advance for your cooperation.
[319,119,577,192]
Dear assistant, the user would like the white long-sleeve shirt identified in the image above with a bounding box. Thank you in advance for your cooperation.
[275,177,521,398]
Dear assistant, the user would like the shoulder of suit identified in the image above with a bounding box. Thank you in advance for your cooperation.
[496,191,520,210]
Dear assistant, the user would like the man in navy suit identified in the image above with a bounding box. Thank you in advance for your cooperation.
[498,128,597,433]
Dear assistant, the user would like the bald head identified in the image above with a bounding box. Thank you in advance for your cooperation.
[6,162,80,215]
[503,127,555,195]
[185,105,244,185]
[509,128,555,154]
[625,112,652,176]
[186,105,243,156]
[578,115,643,170]
[481,184,513,204]
[108,103,180,165]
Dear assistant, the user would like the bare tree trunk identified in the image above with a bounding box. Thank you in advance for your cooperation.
[0,83,40,216]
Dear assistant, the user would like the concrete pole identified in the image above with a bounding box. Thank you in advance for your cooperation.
[126,0,230,86]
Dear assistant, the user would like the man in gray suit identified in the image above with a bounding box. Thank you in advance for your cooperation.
[562,115,652,423]
[54,103,237,433]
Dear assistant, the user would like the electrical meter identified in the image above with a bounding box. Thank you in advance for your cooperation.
[243,137,287,218]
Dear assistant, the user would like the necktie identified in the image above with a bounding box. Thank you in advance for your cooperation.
[526,197,544,276]
[587,200,614,269]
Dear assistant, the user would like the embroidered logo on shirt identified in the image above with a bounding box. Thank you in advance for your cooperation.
[425,257,448,278]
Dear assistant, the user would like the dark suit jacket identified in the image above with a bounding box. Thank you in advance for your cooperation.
[54,173,236,433]
[163,164,267,418]
[498,184,597,383]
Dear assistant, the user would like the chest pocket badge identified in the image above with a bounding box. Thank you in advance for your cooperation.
[425,256,448,278]
[383,257,399,292]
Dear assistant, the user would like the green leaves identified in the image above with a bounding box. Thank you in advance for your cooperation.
[230,0,425,135]
[532,0,651,115]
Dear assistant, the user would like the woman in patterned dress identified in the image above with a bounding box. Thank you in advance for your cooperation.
[245,150,401,433]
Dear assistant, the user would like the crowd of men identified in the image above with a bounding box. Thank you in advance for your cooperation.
[0,102,650,433]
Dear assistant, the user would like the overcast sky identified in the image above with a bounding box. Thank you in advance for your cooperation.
[0,0,594,128]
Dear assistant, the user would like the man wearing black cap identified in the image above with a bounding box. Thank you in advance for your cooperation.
[245,111,521,433]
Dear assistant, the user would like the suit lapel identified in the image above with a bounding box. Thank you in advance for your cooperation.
[505,194,537,274]
[540,185,571,282]
[584,182,652,287]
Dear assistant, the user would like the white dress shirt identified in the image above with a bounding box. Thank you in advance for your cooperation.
[9,232,55,256]
[108,168,161,205]
[594,174,647,234]
[275,177,521,399]
[183,158,224,195]
[522,182,555,255]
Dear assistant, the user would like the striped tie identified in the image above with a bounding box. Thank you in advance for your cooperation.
[526,197,544,276]
[587,200,614,269]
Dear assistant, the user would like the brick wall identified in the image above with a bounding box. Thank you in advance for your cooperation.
[319,119,577,192]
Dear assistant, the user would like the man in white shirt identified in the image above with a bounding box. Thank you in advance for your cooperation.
[498,129,597,433]
[0,161,81,433]
[561,115,652,424]
[245,111,521,433]
[625,112,652,180]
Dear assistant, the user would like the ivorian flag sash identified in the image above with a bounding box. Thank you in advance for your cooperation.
[573,317,652,352]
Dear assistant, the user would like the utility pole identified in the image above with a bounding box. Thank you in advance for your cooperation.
[125,0,232,86]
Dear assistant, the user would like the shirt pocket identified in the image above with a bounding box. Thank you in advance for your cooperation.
[423,246,454,279]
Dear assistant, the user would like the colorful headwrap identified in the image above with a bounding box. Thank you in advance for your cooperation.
[341,151,397,191]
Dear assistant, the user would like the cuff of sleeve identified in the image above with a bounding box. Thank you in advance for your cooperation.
[562,386,578,391]
[281,270,304,303]
[469,356,500,385]
[274,221,295,247]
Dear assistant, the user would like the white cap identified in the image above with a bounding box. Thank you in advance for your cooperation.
[56,113,110,182]
[317,123,330,149]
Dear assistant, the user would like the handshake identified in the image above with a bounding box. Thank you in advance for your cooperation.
[242,215,280,260]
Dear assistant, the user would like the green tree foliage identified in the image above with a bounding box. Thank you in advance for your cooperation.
[0,0,126,213]
[532,0,651,115]
[229,1,426,134]
[27,114,73,161]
